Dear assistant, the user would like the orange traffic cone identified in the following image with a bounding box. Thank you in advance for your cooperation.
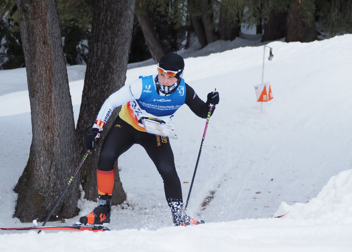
[257,85,268,102]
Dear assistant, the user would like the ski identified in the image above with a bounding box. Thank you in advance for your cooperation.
[0,224,109,232]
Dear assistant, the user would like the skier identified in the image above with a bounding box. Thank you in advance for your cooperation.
[79,53,219,226]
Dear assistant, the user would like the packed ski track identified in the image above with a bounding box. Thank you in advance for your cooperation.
[0,32,352,251]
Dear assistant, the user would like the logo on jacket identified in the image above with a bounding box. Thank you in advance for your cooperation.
[153,99,171,102]
[143,84,152,93]
[104,109,112,122]
[178,86,185,96]
[128,84,134,97]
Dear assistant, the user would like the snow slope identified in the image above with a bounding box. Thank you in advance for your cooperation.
[0,34,352,251]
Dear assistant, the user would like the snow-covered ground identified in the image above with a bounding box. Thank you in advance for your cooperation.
[0,33,352,251]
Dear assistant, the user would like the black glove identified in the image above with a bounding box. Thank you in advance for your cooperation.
[85,128,101,150]
[206,91,220,106]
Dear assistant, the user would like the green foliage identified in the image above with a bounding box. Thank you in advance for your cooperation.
[129,17,152,63]
[215,0,246,23]
[0,17,24,69]
[1,0,351,69]
[0,0,24,69]
[1,0,19,29]
[245,0,351,35]
[149,3,187,52]
[57,0,93,30]
[61,21,89,65]
[298,0,316,23]
[242,0,262,26]
[316,0,352,34]
[134,0,187,57]
[57,0,93,65]
[265,0,292,13]
[0,0,93,68]
[136,0,188,28]
[0,0,14,20]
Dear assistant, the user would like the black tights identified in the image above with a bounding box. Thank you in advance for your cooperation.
[98,116,182,202]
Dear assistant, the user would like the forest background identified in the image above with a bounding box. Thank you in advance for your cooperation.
[0,0,351,224]
[1,0,352,70]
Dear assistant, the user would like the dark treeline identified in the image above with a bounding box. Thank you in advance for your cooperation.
[0,0,351,70]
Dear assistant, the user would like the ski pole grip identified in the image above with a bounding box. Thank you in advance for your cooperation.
[209,88,217,107]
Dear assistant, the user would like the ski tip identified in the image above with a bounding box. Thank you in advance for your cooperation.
[72,223,110,231]
[273,211,289,219]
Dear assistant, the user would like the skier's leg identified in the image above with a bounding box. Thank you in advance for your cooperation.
[140,134,182,202]
[139,134,204,226]
[80,117,135,225]
[96,118,135,195]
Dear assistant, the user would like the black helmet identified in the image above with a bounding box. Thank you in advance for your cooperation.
[158,53,184,79]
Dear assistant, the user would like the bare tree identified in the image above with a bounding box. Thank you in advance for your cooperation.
[14,0,79,222]
[76,0,136,205]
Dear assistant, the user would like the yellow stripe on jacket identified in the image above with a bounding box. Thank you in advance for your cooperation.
[119,102,147,132]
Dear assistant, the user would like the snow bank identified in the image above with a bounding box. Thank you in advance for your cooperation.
[276,169,352,223]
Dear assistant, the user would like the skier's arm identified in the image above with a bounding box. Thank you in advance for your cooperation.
[94,78,143,129]
[85,79,143,150]
[184,84,217,119]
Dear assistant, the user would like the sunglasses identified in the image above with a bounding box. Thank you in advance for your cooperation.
[157,65,180,77]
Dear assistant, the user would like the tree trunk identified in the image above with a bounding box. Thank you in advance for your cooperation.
[184,23,193,49]
[256,3,263,35]
[190,16,208,48]
[286,2,317,42]
[135,11,164,63]
[262,9,287,42]
[76,0,135,205]
[200,0,219,43]
[218,8,241,41]
[256,22,263,35]
[14,0,79,222]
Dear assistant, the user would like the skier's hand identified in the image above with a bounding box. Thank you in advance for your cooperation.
[85,128,102,150]
[206,91,219,106]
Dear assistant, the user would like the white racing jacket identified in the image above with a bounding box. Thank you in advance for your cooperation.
[95,75,186,132]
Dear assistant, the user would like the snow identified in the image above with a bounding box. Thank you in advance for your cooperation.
[1,33,352,251]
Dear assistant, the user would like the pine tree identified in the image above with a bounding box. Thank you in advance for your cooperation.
[0,0,94,69]
[316,0,352,35]
[57,0,93,65]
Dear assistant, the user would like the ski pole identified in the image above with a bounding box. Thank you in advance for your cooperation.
[185,91,216,210]
[39,149,91,233]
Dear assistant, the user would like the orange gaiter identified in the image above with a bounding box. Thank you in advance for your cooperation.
[97,169,115,195]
